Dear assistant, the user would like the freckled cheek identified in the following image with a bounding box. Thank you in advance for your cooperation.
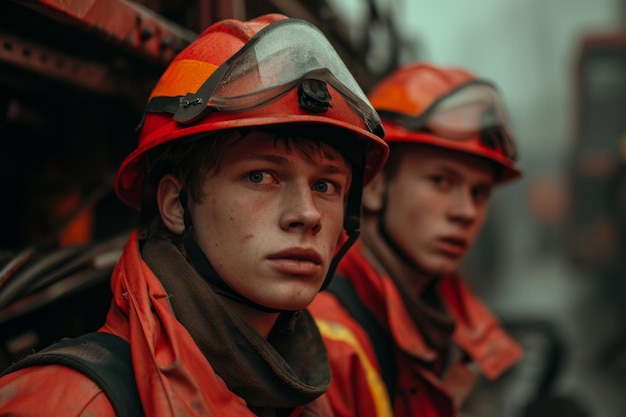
[227,198,268,244]
[225,209,254,244]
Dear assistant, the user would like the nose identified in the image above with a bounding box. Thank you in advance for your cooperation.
[448,188,478,226]
[279,182,322,234]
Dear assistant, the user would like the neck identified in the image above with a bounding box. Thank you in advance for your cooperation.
[218,296,280,338]
[360,215,434,297]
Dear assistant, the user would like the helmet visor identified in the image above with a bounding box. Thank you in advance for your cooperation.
[151,18,382,136]
[379,81,517,160]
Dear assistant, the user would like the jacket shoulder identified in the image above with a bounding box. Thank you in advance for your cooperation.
[0,363,116,416]
[0,332,142,417]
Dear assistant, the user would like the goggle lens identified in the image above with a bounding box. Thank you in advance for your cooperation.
[379,81,518,160]
[145,18,382,136]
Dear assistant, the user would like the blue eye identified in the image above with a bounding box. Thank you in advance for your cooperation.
[248,171,264,184]
[313,182,330,192]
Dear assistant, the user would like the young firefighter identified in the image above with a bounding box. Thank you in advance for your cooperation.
[0,14,389,417]
[309,62,524,417]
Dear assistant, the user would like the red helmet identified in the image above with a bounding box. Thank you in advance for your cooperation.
[115,13,388,208]
[368,62,521,182]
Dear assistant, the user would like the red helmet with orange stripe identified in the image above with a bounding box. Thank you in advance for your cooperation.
[115,13,388,209]
[368,62,521,182]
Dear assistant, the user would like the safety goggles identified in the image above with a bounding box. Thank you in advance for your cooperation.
[145,18,383,136]
[377,81,518,160]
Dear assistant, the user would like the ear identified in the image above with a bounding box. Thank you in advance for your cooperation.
[157,174,186,235]
[362,172,386,213]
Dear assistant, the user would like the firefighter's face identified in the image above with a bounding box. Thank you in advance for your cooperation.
[378,145,494,276]
[189,131,351,311]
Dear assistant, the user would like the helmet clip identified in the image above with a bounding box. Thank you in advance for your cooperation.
[298,79,332,113]
[174,93,207,124]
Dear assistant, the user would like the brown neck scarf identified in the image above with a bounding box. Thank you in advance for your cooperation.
[141,231,330,415]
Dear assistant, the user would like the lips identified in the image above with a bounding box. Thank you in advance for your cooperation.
[267,248,323,276]
[436,236,468,257]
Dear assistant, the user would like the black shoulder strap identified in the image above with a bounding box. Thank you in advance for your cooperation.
[326,276,398,404]
[1,332,145,417]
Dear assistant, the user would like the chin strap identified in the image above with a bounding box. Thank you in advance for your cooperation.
[320,225,360,291]
[320,149,365,290]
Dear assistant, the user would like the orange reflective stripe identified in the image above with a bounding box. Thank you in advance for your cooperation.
[369,84,430,115]
[149,59,218,99]
[315,319,393,417]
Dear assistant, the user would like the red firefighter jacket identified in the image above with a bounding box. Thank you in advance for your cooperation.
[0,231,331,417]
[309,241,523,417]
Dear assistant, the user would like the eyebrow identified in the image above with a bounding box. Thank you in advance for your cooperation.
[434,165,463,181]
[436,164,494,187]
[240,153,350,175]
[240,153,289,165]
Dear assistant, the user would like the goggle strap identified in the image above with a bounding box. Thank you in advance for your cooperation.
[138,62,229,130]
[173,63,230,124]
[145,96,183,117]
[319,151,366,291]
[135,96,180,131]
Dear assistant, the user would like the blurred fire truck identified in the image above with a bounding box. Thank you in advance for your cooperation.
[565,26,626,378]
